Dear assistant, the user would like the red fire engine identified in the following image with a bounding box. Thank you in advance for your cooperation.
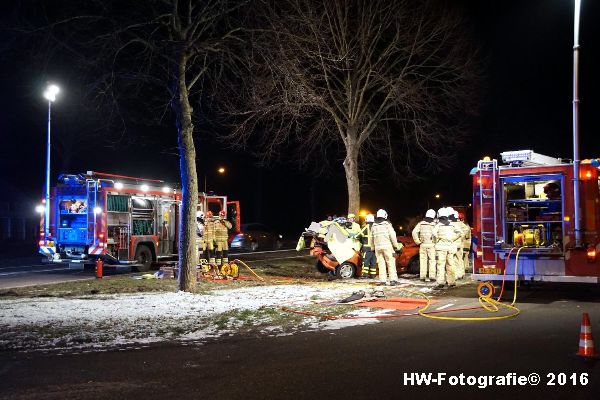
[38,171,240,271]
[471,150,600,287]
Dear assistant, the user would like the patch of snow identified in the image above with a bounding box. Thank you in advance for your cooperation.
[0,283,428,352]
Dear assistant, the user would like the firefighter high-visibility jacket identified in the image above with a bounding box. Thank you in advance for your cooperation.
[359,223,373,249]
[462,222,472,250]
[451,220,470,249]
[371,220,403,251]
[215,219,232,242]
[204,218,217,243]
[412,220,436,247]
[432,222,462,250]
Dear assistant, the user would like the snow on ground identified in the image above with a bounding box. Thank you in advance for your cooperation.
[0,283,407,352]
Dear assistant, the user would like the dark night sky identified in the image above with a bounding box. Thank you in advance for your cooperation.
[1,0,600,236]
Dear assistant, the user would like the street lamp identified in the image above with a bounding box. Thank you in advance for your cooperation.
[42,84,60,237]
[204,167,226,193]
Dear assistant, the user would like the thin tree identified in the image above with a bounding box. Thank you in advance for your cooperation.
[225,0,480,215]
[7,0,242,291]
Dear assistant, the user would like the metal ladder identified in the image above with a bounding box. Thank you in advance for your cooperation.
[86,180,98,242]
[477,159,498,264]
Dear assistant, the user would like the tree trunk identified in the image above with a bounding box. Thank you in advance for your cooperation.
[343,139,360,216]
[174,54,198,292]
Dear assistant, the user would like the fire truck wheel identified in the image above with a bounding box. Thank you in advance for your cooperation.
[316,260,329,273]
[336,262,356,279]
[134,245,153,272]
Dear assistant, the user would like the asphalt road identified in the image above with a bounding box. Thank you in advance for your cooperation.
[1,283,599,399]
[0,248,301,289]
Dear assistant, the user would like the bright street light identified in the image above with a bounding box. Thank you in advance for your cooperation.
[218,167,226,174]
[43,83,60,238]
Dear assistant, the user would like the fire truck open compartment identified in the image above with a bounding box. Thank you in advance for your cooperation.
[502,175,564,249]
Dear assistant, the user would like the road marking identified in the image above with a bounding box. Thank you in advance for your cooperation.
[0,268,71,277]
[435,303,455,311]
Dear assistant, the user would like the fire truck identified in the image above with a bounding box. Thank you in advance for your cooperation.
[38,171,240,271]
[471,150,600,288]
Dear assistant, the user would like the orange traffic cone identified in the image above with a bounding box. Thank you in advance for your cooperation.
[576,313,598,359]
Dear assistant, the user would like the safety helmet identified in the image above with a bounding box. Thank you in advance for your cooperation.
[437,208,447,218]
[425,209,436,219]
[376,209,388,219]
[196,211,204,220]
[458,212,465,221]
[453,210,459,219]
[206,211,214,218]
[365,214,374,223]
[347,213,356,220]
[219,210,226,218]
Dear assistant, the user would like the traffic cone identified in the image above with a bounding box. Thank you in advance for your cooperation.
[576,313,598,359]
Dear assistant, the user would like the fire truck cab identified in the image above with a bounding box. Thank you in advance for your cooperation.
[471,150,600,284]
[38,171,240,271]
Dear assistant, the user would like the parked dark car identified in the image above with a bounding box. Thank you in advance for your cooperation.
[230,223,283,251]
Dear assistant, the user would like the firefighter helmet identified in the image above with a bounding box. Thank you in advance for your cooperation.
[376,209,388,219]
[196,211,204,220]
[206,211,214,219]
[219,210,226,218]
[425,209,436,219]
[347,213,356,220]
[437,208,447,218]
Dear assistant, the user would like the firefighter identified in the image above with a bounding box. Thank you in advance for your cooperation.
[432,208,463,289]
[412,209,437,282]
[459,212,472,275]
[204,211,217,264]
[345,213,363,253]
[372,209,403,286]
[196,211,206,264]
[449,209,469,280]
[359,214,377,279]
[214,210,232,265]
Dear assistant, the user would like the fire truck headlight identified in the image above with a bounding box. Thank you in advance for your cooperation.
[115,182,124,190]
[93,207,102,215]
[35,205,45,214]
[141,184,149,192]
[162,186,171,193]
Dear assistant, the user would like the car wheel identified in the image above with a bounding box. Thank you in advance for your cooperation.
[315,260,329,273]
[408,256,420,274]
[134,245,153,272]
[250,241,259,251]
[336,262,356,279]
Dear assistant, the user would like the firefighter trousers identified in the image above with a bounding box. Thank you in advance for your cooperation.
[419,245,436,280]
[436,248,456,285]
[361,247,377,277]
[215,240,229,265]
[196,239,214,264]
[376,248,398,283]
[455,246,465,279]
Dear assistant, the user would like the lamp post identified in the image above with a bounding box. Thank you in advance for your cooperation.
[572,0,582,247]
[42,84,60,237]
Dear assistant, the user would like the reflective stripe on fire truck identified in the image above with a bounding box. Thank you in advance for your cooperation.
[39,246,56,255]
[88,245,106,255]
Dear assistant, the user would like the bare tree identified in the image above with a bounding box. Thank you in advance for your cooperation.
[226,0,479,215]
[8,0,243,292]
